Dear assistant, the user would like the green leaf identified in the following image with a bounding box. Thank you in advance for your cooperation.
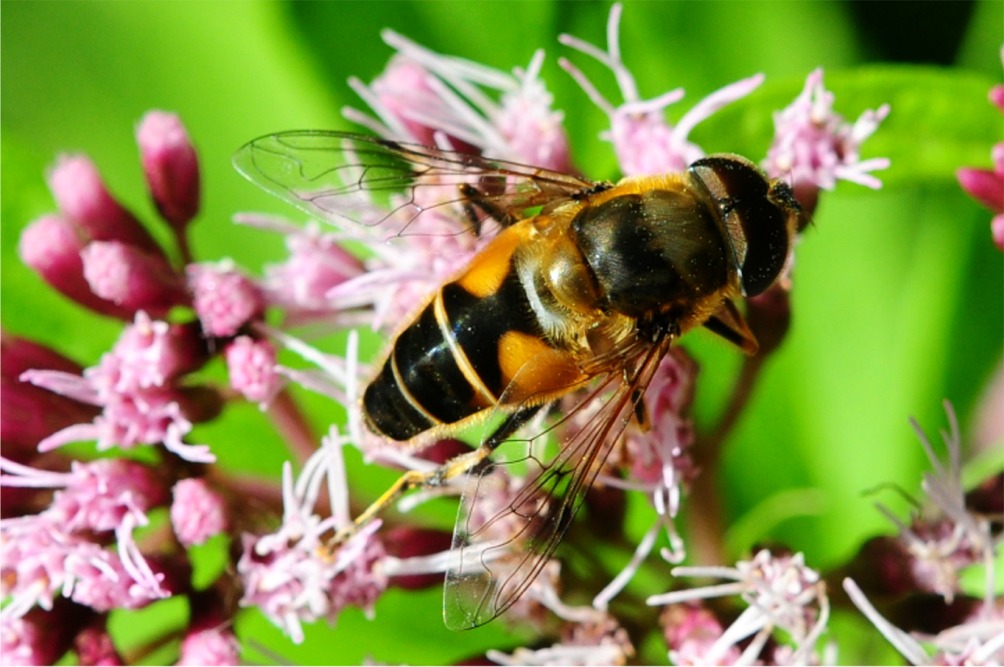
[699,65,1001,187]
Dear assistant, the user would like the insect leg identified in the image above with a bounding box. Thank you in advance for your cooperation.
[702,298,758,354]
[467,404,543,475]
[331,406,542,545]
[458,183,519,229]
[631,387,649,428]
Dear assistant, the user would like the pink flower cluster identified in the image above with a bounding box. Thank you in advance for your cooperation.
[236,431,388,644]
[2,111,247,664]
[957,47,1004,250]
[842,404,1004,665]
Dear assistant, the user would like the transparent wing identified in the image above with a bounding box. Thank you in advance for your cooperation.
[443,332,675,629]
[233,131,597,239]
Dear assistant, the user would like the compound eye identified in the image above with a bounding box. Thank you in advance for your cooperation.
[689,155,795,296]
[737,200,790,296]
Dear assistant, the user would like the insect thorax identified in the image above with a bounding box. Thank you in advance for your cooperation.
[569,188,734,320]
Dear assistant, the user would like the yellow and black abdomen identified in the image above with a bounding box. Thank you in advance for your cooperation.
[362,224,585,443]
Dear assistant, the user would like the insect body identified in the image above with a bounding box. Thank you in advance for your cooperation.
[363,163,799,444]
[234,132,804,629]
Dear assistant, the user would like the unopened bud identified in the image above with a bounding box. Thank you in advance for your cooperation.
[171,478,229,547]
[137,111,200,228]
[225,336,281,405]
[74,623,123,666]
[48,154,163,256]
[19,215,133,319]
[188,263,264,337]
[81,241,188,316]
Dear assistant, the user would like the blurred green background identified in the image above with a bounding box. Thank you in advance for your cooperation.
[2,1,1002,664]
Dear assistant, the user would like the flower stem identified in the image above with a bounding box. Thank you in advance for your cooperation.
[688,351,768,565]
[265,389,317,466]
[175,229,194,267]
[687,288,790,563]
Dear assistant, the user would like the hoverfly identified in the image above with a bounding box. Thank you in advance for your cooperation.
[234,131,804,629]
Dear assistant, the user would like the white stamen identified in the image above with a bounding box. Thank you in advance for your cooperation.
[593,519,661,610]
[843,578,930,665]
[673,74,764,140]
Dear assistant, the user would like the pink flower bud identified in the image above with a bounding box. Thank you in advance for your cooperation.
[171,478,229,547]
[1,375,100,455]
[0,335,99,455]
[81,241,188,316]
[965,472,1003,525]
[225,336,281,405]
[137,111,200,228]
[188,263,264,337]
[18,215,133,319]
[110,314,208,391]
[1,333,83,377]
[178,626,240,666]
[74,624,123,666]
[847,536,919,596]
[0,604,90,666]
[48,154,163,256]
[991,83,1004,113]
[957,71,1004,250]
[178,593,239,665]
[662,603,741,666]
[2,477,39,517]
[957,166,1004,215]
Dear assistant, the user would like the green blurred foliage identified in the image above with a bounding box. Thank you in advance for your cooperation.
[2,1,1001,665]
